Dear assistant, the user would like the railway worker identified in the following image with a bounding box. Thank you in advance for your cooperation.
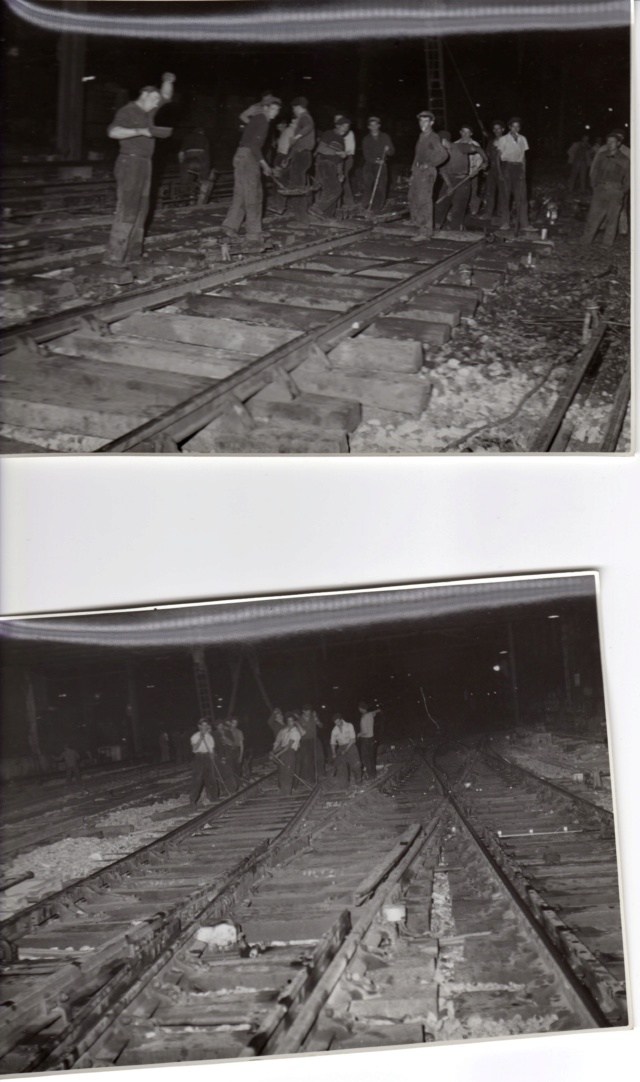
[330,714,362,788]
[339,117,356,207]
[479,120,506,219]
[361,117,395,213]
[189,718,218,807]
[583,131,630,247]
[272,713,303,795]
[222,96,281,250]
[214,720,239,795]
[310,116,350,220]
[105,73,176,265]
[409,110,449,241]
[266,706,285,739]
[227,717,245,780]
[282,97,317,222]
[357,702,380,780]
[496,117,530,232]
[456,125,486,215]
[567,134,592,196]
[239,91,276,127]
[297,704,324,784]
[60,744,82,784]
[436,131,486,232]
[159,731,171,763]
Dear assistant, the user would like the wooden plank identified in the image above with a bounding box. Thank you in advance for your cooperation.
[353,261,428,280]
[292,255,385,274]
[393,305,460,327]
[248,390,361,432]
[352,824,422,905]
[295,359,429,416]
[329,336,423,374]
[362,317,451,346]
[187,294,327,332]
[218,283,349,312]
[530,323,608,451]
[113,313,301,355]
[264,269,384,294]
[182,425,349,454]
[50,331,252,380]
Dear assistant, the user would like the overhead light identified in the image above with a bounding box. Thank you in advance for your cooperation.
[547,614,560,619]
[499,650,508,655]
[585,125,591,130]
[475,102,481,107]
[82,75,96,82]
[492,665,501,672]
[608,107,613,112]
[302,76,312,80]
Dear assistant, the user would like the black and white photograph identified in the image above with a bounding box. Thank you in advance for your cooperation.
[0,0,632,454]
[0,572,629,1071]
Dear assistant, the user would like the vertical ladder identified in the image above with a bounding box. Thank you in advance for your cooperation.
[191,647,215,723]
[425,38,447,129]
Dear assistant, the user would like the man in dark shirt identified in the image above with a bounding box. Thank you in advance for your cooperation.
[223,97,281,247]
[105,74,175,264]
[436,131,487,231]
[310,117,350,220]
[479,120,506,218]
[409,110,449,239]
[280,96,316,223]
[583,132,630,246]
[361,116,395,213]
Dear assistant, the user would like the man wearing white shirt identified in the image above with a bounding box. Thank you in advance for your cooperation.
[357,702,380,779]
[330,714,361,788]
[338,117,356,206]
[496,116,530,231]
[189,718,218,807]
[272,714,302,795]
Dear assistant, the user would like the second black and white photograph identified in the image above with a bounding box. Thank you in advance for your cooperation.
[0,0,632,454]
[0,572,629,1072]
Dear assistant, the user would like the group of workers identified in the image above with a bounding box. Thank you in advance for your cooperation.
[267,702,381,795]
[104,74,630,264]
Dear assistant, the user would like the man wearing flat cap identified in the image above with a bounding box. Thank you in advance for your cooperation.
[223,96,281,248]
[281,97,316,222]
[362,117,395,213]
[583,130,630,247]
[311,116,350,220]
[105,73,175,264]
[410,110,448,239]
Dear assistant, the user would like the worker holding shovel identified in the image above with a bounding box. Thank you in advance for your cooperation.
[271,714,304,795]
[435,131,487,231]
[361,117,395,214]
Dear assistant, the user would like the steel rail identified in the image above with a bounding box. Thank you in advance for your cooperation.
[529,322,608,451]
[0,767,276,947]
[412,742,615,1029]
[99,238,486,452]
[484,747,614,821]
[599,364,631,452]
[0,776,322,1072]
[0,224,375,353]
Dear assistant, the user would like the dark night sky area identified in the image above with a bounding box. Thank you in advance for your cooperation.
[2,3,630,165]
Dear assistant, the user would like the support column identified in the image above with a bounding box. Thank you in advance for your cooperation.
[24,669,46,771]
[506,621,520,726]
[126,661,142,758]
[561,620,573,710]
[56,3,86,160]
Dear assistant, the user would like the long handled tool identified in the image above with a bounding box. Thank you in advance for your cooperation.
[435,166,483,206]
[210,752,231,797]
[366,147,388,214]
[270,752,314,791]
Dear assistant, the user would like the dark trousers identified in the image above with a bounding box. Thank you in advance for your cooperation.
[190,755,219,804]
[568,159,589,195]
[583,187,624,246]
[297,739,319,784]
[482,164,506,217]
[65,764,81,784]
[409,164,437,234]
[313,157,343,218]
[215,751,238,795]
[281,149,312,221]
[334,745,361,788]
[436,176,470,231]
[277,748,296,795]
[362,161,388,212]
[359,737,376,779]
[342,157,355,205]
[223,147,264,237]
[107,154,152,264]
[500,161,528,229]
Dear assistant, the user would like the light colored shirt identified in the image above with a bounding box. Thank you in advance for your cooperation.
[344,131,356,157]
[331,721,356,748]
[274,726,302,753]
[359,711,377,738]
[277,123,296,155]
[191,731,215,754]
[497,132,529,163]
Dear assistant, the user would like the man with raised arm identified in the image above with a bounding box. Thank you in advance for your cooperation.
[105,73,175,264]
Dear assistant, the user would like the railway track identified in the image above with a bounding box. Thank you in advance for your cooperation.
[1,223,506,453]
[0,741,626,1071]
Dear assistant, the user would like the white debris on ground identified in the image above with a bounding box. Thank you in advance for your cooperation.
[0,796,196,919]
